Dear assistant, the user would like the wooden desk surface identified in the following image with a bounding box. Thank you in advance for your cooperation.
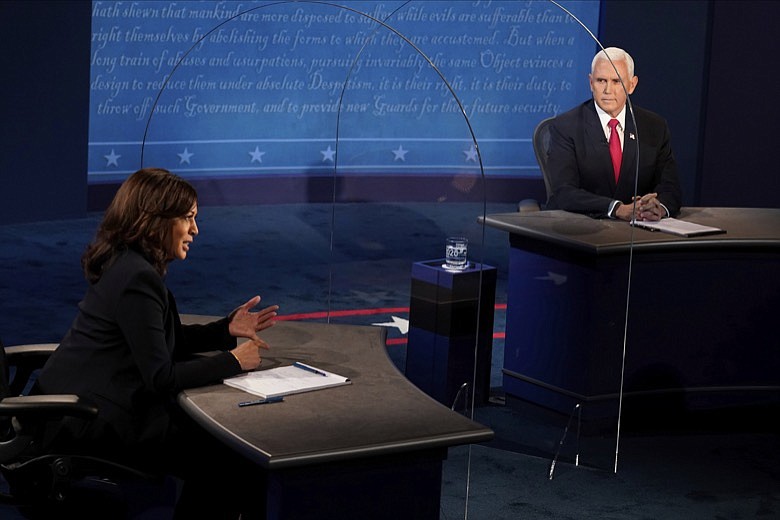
[481,207,780,254]
[178,319,493,469]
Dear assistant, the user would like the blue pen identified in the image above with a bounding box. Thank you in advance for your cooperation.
[238,396,284,407]
[293,362,328,377]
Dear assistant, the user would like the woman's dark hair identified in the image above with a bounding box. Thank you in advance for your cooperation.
[82,168,197,283]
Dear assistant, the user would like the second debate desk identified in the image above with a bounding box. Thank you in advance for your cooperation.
[481,207,780,417]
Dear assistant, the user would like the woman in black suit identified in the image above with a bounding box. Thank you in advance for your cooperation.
[35,167,278,518]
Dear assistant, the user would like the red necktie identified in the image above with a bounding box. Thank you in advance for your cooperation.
[608,118,622,182]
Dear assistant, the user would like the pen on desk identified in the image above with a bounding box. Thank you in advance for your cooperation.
[238,396,284,407]
[293,361,328,377]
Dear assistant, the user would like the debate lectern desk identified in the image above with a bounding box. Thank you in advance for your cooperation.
[481,207,780,417]
[406,260,497,406]
[178,319,493,520]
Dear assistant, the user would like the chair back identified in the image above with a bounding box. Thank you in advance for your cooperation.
[532,116,556,200]
[0,339,10,399]
[0,340,11,442]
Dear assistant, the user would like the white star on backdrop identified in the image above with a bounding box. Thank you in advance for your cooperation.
[102,140,493,171]
[177,148,194,164]
[463,145,478,163]
[320,145,336,163]
[371,316,409,335]
[392,145,408,162]
[249,146,265,164]
[104,149,121,167]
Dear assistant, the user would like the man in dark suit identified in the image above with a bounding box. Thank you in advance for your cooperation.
[545,47,681,221]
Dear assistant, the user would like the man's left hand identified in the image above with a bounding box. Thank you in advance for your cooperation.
[634,193,665,221]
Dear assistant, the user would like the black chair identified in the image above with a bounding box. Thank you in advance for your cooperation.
[532,116,556,203]
[0,339,165,517]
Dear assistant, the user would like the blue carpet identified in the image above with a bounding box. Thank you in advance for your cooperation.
[2,202,778,519]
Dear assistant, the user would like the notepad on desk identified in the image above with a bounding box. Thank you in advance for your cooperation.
[223,362,351,399]
[631,217,726,237]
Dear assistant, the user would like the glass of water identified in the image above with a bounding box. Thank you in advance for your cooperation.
[444,236,468,270]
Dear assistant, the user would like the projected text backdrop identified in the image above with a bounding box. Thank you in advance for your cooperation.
[88,1,600,181]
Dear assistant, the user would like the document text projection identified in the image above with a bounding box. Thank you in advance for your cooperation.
[89,1,601,182]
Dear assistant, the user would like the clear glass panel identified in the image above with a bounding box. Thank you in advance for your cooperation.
[130,0,629,516]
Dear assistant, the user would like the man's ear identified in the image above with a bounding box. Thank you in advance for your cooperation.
[628,75,639,94]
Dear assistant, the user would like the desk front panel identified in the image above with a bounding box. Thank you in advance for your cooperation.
[501,215,780,415]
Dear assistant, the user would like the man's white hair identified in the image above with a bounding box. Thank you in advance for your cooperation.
[592,47,635,77]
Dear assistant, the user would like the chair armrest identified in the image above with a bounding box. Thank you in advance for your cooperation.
[3,343,59,398]
[4,343,58,360]
[0,395,98,420]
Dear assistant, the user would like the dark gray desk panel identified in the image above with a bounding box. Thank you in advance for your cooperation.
[488,207,780,415]
[178,320,493,469]
[481,207,780,255]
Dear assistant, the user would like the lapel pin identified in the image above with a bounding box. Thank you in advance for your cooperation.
[629,133,636,140]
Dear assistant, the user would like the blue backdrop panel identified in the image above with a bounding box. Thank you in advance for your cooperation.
[87,0,600,182]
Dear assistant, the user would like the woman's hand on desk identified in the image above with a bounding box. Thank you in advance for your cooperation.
[231,337,269,371]
[229,295,279,341]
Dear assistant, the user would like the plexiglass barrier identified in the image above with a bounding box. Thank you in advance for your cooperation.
[129,0,640,516]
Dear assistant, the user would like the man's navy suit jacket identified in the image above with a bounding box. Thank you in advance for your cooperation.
[545,100,682,218]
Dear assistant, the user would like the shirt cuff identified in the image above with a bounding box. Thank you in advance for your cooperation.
[607,200,622,219]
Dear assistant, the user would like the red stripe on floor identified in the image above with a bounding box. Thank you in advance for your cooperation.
[277,304,506,322]
[275,307,410,321]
